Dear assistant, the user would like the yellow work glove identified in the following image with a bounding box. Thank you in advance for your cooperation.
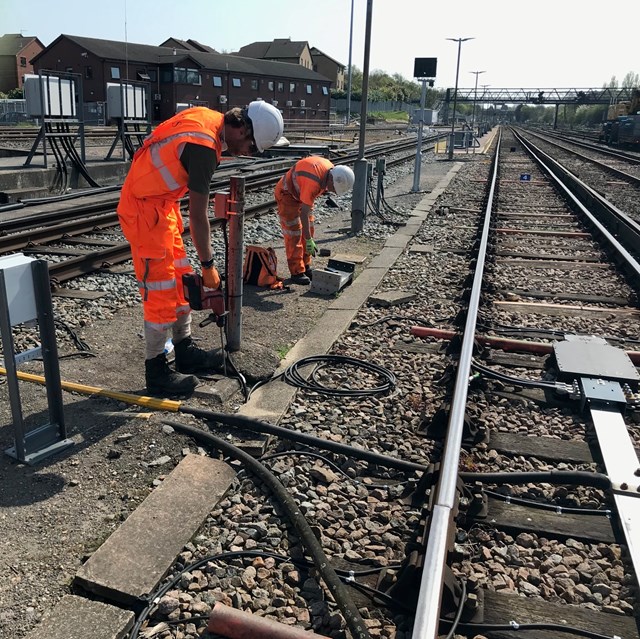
[202,266,221,289]
[305,238,318,257]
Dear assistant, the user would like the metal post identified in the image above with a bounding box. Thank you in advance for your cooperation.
[411,79,427,192]
[346,0,354,126]
[0,270,26,461]
[375,157,385,212]
[33,260,66,436]
[470,70,485,154]
[350,0,374,234]
[226,176,244,352]
[446,37,473,160]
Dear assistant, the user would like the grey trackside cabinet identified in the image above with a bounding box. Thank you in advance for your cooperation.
[0,254,72,463]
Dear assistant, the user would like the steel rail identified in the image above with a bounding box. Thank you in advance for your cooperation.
[519,128,640,186]
[513,129,640,282]
[411,130,502,639]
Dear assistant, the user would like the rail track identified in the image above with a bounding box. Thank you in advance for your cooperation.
[73,126,640,639]
[3,125,640,639]
[0,134,441,287]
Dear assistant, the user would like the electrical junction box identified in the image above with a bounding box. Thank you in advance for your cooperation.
[0,253,37,326]
[106,82,147,119]
[310,258,355,296]
[24,74,77,117]
[214,191,230,219]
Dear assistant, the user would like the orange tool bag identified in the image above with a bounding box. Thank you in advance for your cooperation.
[242,245,284,290]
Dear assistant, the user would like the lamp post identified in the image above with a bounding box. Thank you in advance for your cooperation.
[470,70,485,153]
[446,37,473,160]
[346,0,354,125]
[480,84,490,128]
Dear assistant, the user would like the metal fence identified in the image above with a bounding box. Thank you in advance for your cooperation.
[0,98,27,115]
[331,98,413,116]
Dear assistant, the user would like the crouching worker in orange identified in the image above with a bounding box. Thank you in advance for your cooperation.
[274,157,355,284]
[117,101,284,395]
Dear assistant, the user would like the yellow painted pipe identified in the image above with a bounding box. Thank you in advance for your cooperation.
[0,367,181,412]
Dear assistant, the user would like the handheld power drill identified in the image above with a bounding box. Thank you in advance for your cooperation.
[182,272,227,327]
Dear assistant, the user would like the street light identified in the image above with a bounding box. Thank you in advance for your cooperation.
[446,37,473,160]
[470,71,485,132]
[480,84,490,127]
[470,70,485,153]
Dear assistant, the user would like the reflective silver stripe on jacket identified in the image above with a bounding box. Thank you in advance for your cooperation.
[144,319,175,332]
[148,131,216,191]
[174,257,190,269]
[283,168,323,199]
[137,278,176,290]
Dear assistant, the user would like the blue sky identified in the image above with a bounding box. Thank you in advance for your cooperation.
[2,0,637,90]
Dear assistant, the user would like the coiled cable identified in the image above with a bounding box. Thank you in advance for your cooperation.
[282,354,396,397]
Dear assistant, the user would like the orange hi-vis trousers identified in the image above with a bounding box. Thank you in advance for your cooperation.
[274,181,315,276]
[117,193,193,333]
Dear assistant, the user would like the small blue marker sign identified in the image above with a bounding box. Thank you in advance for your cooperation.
[520,173,531,182]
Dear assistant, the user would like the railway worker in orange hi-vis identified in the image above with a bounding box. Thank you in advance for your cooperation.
[274,157,355,284]
[117,101,284,396]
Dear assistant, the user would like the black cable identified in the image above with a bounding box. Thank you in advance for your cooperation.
[483,489,612,516]
[353,314,434,329]
[258,449,401,489]
[456,620,618,639]
[223,350,248,401]
[282,354,396,397]
[163,420,372,639]
[444,578,467,639]
[177,405,426,474]
[471,359,558,391]
[482,319,640,347]
[128,547,399,639]
[54,318,94,355]
[460,470,611,490]
[60,121,102,188]
[46,122,67,194]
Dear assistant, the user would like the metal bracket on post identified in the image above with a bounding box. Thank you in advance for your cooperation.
[0,254,72,464]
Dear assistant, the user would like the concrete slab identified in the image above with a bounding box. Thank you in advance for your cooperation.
[74,454,235,604]
[331,253,367,264]
[367,246,405,269]
[23,595,134,639]
[329,269,388,310]
[409,244,436,254]
[368,291,417,307]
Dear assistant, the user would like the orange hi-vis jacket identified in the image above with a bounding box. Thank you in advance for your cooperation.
[276,155,334,206]
[117,108,224,332]
[274,156,334,276]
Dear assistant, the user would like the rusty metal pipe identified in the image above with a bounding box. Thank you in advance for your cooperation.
[208,602,329,639]
[409,326,640,364]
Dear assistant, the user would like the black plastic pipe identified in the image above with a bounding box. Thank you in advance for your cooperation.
[163,419,371,639]
[178,406,426,473]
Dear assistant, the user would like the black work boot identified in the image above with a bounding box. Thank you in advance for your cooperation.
[173,336,225,374]
[304,267,313,281]
[145,353,198,395]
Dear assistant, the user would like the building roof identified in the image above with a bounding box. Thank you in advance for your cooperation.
[159,37,218,54]
[309,47,344,68]
[32,34,329,82]
[236,38,309,60]
[0,33,43,55]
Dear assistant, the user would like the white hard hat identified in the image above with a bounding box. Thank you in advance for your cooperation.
[246,100,284,152]
[329,165,355,196]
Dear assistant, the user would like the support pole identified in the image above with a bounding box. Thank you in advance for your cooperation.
[226,177,245,352]
[350,0,373,234]
[411,79,427,192]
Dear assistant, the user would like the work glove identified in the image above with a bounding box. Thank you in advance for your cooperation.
[202,266,221,289]
[305,238,318,257]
